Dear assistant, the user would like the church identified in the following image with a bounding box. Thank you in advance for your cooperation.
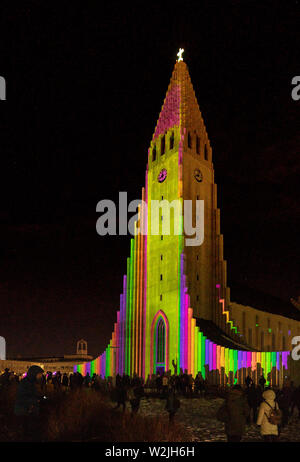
[75,51,300,386]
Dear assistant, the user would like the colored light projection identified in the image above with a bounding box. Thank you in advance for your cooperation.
[74,59,291,385]
[216,284,239,334]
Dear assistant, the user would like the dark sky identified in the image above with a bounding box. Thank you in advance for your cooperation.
[0,1,299,357]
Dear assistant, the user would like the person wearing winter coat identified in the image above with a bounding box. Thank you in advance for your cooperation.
[247,383,262,423]
[14,365,44,441]
[165,386,180,423]
[62,373,69,388]
[0,368,11,389]
[259,375,266,390]
[162,374,169,396]
[127,385,142,416]
[291,385,300,419]
[257,389,281,442]
[217,385,250,442]
[277,385,293,427]
[114,383,127,412]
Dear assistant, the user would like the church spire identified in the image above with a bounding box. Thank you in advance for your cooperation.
[152,52,210,147]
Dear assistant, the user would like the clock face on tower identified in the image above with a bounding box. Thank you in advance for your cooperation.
[158,168,167,183]
[194,168,203,183]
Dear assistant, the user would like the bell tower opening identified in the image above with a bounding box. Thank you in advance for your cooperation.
[76,339,88,356]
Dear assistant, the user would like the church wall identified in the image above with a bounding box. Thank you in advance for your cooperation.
[145,128,182,377]
[230,301,300,352]
[183,148,214,321]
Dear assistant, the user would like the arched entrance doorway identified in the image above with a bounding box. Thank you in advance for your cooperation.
[150,310,169,374]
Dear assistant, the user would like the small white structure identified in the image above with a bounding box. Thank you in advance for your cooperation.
[0,336,6,360]
[0,76,6,100]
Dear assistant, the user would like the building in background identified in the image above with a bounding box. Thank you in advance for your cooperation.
[0,339,92,375]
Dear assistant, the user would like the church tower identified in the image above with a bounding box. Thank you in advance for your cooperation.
[74,52,291,386]
[144,56,231,377]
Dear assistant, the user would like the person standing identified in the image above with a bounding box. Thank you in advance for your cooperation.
[162,374,169,397]
[245,375,253,388]
[292,386,300,419]
[259,375,266,391]
[114,381,127,412]
[217,385,249,442]
[156,373,162,394]
[62,373,69,388]
[165,386,180,423]
[127,384,142,416]
[14,365,45,441]
[277,384,293,428]
[257,389,282,442]
[84,372,91,388]
[0,368,11,389]
[247,384,261,423]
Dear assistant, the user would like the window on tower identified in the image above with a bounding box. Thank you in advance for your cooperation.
[204,144,208,160]
[261,331,264,350]
[248,328,252,345]
[169,131,174,150]
[188,132,192,149]
[272,333,276,350]
[196,274,199,281]
[152,146,156,161]
[282,336,286,350]
[161,135,165,155]
[196,135,200,154]
[255,316,259,346]
[160,274,163,281]
[242,312,246,334]
[160,294,163,301]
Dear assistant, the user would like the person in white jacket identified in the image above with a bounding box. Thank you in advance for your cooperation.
[256,389,280,442]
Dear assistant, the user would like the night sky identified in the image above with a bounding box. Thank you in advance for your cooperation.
[0,2,299,358]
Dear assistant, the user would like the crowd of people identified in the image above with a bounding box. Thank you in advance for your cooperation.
[1,365,300,442]
[217,374,300,442]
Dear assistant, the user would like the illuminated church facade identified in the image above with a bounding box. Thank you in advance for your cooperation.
[75,54,300,386]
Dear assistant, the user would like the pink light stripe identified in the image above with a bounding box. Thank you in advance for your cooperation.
[154,84,180,139]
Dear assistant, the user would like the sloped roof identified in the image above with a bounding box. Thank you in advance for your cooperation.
[230,283,300,322]
[196,317,254,351]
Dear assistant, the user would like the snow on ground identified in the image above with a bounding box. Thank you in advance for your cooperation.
[134,396,300,442]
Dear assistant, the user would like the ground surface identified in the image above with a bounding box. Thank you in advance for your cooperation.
[112,396,300,442]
